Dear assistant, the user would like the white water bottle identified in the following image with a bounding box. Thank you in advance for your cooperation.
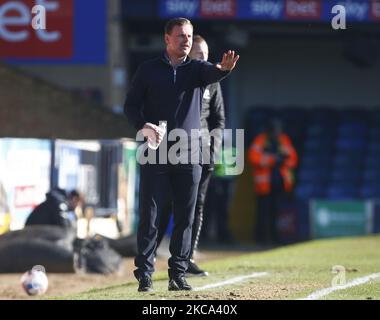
[148,121,167,150]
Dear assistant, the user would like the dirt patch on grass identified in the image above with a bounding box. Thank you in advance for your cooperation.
[195,283,320,300]
[0,249,245,300]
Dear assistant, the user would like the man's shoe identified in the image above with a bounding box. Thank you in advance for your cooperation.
[186,260,208,277]
[138,275,153,292]
[168,275,192,291]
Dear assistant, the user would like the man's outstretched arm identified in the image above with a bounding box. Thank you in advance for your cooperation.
[216,50,240,72]
[200,50,240,86]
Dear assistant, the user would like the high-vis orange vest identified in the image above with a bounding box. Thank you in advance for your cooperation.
[249,133,298,195]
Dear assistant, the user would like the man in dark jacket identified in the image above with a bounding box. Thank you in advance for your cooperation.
[155,35,225,277]
[124,17,239,292]
[25,188,78,229]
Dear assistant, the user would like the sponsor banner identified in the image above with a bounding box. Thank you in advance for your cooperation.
[158,0,379,23]
[238,0,284,20]
[310,200,373,239]
[158,0,200,18]
[0,0,73,59]
[200,0,236,18]
[323,0,370,22]
[285,0,321,21]
[2,0,106,64]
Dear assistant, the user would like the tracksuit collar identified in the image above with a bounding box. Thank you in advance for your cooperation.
[162,51,191,67]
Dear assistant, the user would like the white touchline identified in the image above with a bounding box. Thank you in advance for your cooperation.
[300,272,380,300]
[194,272,269,291]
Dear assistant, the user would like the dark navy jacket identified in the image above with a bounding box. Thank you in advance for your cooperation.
[124,52,229,134]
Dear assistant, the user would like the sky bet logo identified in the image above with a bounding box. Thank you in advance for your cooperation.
[164,0,198,17]
[0,0,73,59]
[285,0,321,20]
[250,0,283,19]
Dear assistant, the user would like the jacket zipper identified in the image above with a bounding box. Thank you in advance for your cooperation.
[173,67,177,84]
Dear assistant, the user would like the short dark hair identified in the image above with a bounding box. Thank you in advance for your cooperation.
[193,34,206,44]
[69,189,80,199]
[165,17,193,35]
[266,118,283,133]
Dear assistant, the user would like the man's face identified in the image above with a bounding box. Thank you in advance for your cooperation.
[68,196,80,211]
[268,123,282,140]
[189,41,209,61]
[165,24,193,58]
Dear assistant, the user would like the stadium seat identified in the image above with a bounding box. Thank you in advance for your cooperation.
[283,124,305,140]
[246,106,276,124]
[297,168,330,184]
[338,108,371,123]
[309,106,338,127]
[300,154,332,169]
[337,122,368,139]
[370,110,380,126]
[367,141,380,157]
[295,182,327,200]
[277,106,308,124]
[359,183,380,198]
[326,184,359,200]
[335,137,367,152]
[332,153,363,169]
[303,138,334,154]
[368,127,380,141]
[306,124,336,140]
[364,155,380,170]
[330,168,362,184]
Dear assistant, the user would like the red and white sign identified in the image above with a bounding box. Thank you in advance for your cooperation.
[285,0,321,20]
[370,0,380,21]
[14,185,38,208]
[200,0,236,18]
[0,0,73,58]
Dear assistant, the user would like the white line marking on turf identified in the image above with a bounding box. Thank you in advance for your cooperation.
[194,272,268,291]
[300,272,380,300]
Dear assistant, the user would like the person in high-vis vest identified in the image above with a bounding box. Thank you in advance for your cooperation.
[249,119,298,245]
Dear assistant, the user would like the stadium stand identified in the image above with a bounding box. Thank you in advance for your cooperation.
[246,105,380,241]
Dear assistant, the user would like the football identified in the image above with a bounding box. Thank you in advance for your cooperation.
[20,266,49,296]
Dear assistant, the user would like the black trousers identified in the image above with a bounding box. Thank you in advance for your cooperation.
[256,191,287,245]
[202,177,234,242]
[156,165,213,260]
[134,163,201,280]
